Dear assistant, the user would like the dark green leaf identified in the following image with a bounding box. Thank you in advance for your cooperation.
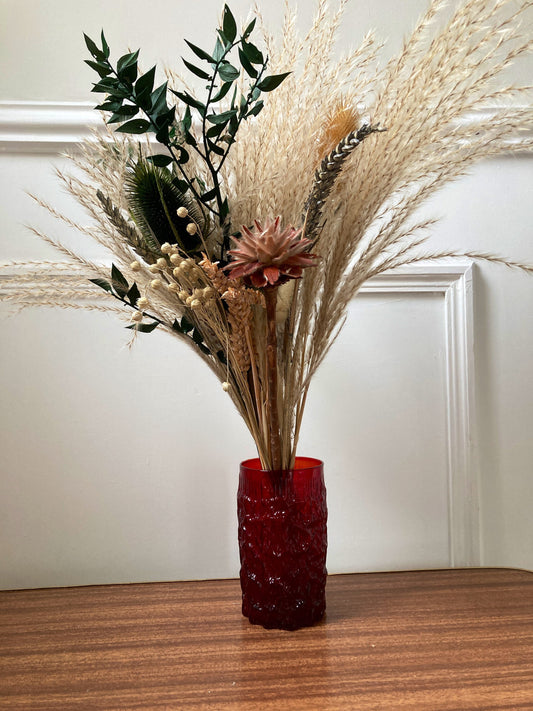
[121,63,138,84]
[126,322,159,333]
[213,37,225,63]
[228,114,239,136]
[91,76,119,93]
[126,283,141,306]
[246,100,264,118]
[171,90,206,115]
[181,105,192,132]
[184,39,214,63]
[101,30,110,58]
[242,18,256,39]
[135,66,156,108]
[117,50,139,73]
[153,105,175,128]
[116,87,132,99]
[155,126,168,144]
[84,33,105,61]
[211,81,233,102]
[230,83,238,110]
[115,118,151,134]
[150,82,169,113]
[111,264,129,297]
[207,139,225,156]
[206,122,226,138]
[222,4,237,44]
[238,48,258,78]
[220,197,229,221]
[154,107,175,143]
[94,99,122,111]
[192,328,204,345]
[92,84,109,94]
[201,187,218,201]
[206,109,237,124]
[147,154,173,167]
[107,105,139,123]
[241,39,264,65]
[172,178,190,193]
[183,130,197,147]
[181,316,194,333]
[117,50,139,83]
[176,146,190,164]
[217,28,229,47]
[111,264,128,286]
[89,277,113,293]
[180,106,192,134]
[95,82,130,99]
[257,72,291,92]
[182,58,211,81]
[84,59,111,78]
[218,61,239,82]
[93,76,117,88]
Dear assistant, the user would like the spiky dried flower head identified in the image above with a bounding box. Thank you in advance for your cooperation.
[226,216,318,288]
[316,99,360,161]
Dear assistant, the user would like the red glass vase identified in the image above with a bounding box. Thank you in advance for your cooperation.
[237,457,327,630]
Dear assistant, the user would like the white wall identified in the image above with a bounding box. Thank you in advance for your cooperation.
[1,1,532,589]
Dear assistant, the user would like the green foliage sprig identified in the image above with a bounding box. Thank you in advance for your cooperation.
[84,4,290,260]
[90,265,159,333]
[90,264,223,360]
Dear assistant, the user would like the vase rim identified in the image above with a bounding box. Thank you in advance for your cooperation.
[240,456,323,473]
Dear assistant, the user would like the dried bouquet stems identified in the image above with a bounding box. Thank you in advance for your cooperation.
[264,286,282,471]
[1,0,532,472]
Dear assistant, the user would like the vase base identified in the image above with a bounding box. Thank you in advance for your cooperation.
[242,599,326,631]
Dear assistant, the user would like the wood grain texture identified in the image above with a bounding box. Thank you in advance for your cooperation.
[1,569,532,710]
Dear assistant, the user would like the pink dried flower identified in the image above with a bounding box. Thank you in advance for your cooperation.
[226,216,318,288]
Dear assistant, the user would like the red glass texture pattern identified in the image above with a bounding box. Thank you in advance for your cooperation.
[237,457,327,630]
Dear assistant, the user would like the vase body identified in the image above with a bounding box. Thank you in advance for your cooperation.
[237,457,327,630]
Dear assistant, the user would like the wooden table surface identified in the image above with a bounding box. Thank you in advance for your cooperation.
[1,568,532,710]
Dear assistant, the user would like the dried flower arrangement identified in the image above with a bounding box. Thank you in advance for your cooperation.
[2,0,532,472]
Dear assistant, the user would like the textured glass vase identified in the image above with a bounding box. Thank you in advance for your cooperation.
[237,457,327,630]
